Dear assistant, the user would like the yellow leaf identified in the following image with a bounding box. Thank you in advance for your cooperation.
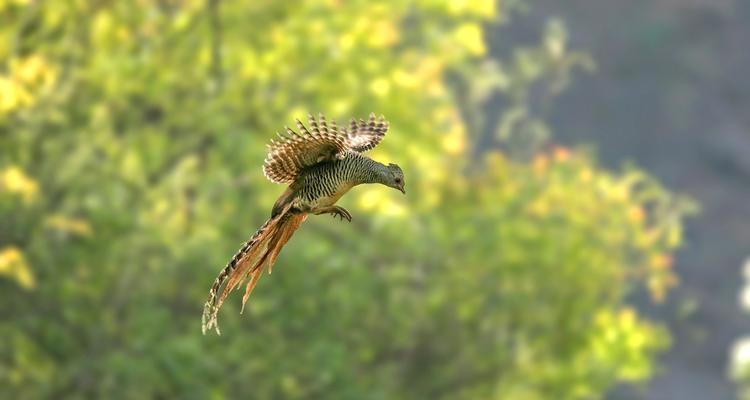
[627,206,645,224]
[447,0,496,18]
[0,77,29,112]
[338,33,356,52]
[532,154,548,176]
[650,253,672,270]
[369,77,391,97]
[44,215,94,237]
[367,21,399,48]
[0,166,39,203]
[0,247,35,290]
[441,125,466,155]
[453,23,485,56]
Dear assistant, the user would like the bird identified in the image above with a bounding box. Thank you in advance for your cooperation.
[201,113,405,334]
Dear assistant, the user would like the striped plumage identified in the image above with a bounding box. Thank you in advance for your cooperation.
[292,152,395,206]
[202,113,405,334]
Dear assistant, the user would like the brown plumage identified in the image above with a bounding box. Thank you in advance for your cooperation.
[262,113,389,183]
[201,113,404,335]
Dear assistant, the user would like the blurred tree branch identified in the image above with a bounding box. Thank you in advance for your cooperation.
[207,0,224,92]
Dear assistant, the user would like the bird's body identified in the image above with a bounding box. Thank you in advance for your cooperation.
[277,151,393,215]
[202,114,404,334]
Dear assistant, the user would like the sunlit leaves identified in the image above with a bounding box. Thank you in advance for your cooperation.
[452,22,486,55]
[0,166,38,203]
[588,308,668,381]
[44,215,93,238]
[0,247,34,289]
[339,147,688,398]
[457,18,596,159]
[0,56,56,114]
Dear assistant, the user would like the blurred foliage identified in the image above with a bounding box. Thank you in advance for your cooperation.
[0,0,693,399]
[457,18,596,160]
[731,258,750,400]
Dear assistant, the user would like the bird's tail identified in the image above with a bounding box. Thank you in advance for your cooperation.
[202,203,306,335]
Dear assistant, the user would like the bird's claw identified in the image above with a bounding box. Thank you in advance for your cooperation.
[330,207,352,222]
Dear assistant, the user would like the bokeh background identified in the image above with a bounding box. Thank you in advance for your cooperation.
[1,0,748,399]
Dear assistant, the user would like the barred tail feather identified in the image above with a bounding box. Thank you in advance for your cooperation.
[201,203,303,335]
[238,212,306,312]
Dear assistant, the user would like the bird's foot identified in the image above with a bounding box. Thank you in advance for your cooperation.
[327,206,352,222]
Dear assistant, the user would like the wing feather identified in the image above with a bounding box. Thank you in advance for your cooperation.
[262,113,390,183]
[345,113,389,152]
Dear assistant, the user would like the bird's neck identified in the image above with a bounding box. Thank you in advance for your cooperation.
[352,155,390,185]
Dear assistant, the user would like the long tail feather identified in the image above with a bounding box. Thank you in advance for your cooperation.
[267,213,307,274]
[201,203,303,335]
[240,267,263,314]
[239,213,306,312]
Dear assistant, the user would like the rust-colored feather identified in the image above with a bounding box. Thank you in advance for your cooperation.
[201,203,304,335]
[267,214,306,274]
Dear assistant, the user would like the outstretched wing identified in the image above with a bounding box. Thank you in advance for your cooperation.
[344,113,389,152]
[263,114,349,184]
[262,113,390,184]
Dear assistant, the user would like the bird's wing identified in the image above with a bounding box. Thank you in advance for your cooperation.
[344,113,389,153]
[263,113,391,183]
[263,114,350,184]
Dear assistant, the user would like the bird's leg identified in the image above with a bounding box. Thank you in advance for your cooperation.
[312,205,352,222]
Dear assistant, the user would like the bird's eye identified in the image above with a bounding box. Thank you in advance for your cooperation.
[395,178,401,183]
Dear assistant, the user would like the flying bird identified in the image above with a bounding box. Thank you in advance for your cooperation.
[202,113,405,334]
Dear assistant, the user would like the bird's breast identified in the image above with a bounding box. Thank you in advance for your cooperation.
[316,181,354,207]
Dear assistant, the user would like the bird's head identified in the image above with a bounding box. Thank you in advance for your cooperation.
[385,163,405,194]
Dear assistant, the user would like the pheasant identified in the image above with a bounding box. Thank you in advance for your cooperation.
[202,113,405,334]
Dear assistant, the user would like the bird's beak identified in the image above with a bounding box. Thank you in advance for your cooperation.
[399,186,406,194]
